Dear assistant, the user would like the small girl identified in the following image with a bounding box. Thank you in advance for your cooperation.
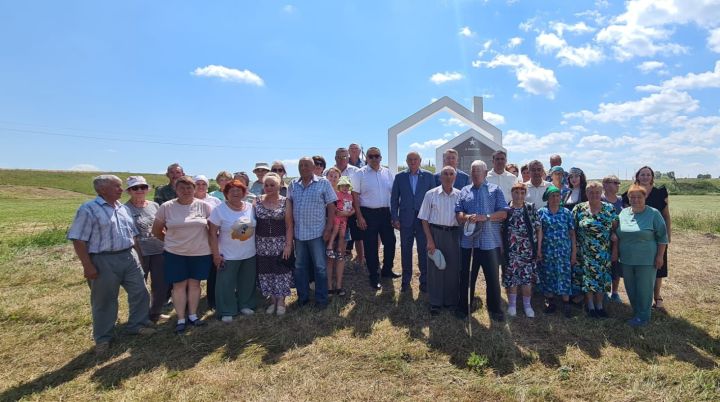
[325,168,354,295]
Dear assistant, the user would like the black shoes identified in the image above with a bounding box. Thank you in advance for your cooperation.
[381,271,401,279]
[370,282,382,290]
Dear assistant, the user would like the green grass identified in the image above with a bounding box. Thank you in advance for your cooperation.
[0,169,168,196]
[0,172,718,400]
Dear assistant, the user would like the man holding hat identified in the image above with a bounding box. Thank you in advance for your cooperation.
[455,160,508,321]
[419,166,461,315]
[250,162,271,197]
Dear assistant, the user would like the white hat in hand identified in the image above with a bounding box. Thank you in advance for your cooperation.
[429,249,446,270]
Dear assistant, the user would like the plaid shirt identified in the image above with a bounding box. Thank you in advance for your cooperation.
[455,181,507,250]
[67,196,138,253]
[288,176,338,241]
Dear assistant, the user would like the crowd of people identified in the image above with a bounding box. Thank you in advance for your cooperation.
[68,143,671,353]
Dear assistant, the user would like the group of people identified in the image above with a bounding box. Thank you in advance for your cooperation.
[68,143,670,353]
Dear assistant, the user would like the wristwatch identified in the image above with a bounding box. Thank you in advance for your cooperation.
[485,214,490,220]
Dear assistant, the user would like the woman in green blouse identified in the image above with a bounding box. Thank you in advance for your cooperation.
[614,184,668,327]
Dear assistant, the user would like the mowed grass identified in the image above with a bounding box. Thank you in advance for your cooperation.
[0,232,718,400]
[669,195,720,233]
[0,175,718,400]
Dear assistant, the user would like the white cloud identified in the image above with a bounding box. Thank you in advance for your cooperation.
[508,37,523,48]
[282,4,296,13]
[594,0,720,61]
[192,65,265,86]
[484,111,506,126]
[552,21,595,36]
[429,71,464,84]
[709,28,720,52]
[578,134,615,148]
[636,61,720,92]
[409,138,450,150]
[536,32,566,52]
[69,164,100,172]
[564,89,700,124]
[570,125,589,132]
[536,32,603,67]
[473,54,559,98]
[439,117,467,127]
[636,60,666,73]
[503,130,574,152]
[477,40,494,57]
[459,26,474,37]
[519,18,536,32]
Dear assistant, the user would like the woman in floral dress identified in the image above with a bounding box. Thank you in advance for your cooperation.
[255,173,294,315]
[502,183,543,318]
[538,186,577,318]
[573,181,618,318]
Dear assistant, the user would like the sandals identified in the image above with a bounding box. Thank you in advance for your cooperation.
[326,249,336,259]
[653,297,667,313]
[336,288,346,297]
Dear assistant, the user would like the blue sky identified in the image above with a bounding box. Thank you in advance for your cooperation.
[2,0,719,179]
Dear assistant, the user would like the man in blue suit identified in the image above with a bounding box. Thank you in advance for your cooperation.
[434,149,470,190]
[391,151,435,292]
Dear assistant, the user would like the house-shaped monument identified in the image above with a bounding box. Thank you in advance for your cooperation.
[387,96,504,174]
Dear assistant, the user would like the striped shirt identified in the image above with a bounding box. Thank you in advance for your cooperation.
[418,186,460,227]
[350,165,394,208]
[67,196,138,253]
[288,176,338,241]
[455,181,507,250]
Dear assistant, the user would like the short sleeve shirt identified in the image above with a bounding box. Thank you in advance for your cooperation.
[208,202,256,260]
[156,199,212,256]
[288,176,338,241]
[455,181,508,249]
[68,196,138,253]
[124,201,164,255]
[418,186,460,227]
[350,165,394,208]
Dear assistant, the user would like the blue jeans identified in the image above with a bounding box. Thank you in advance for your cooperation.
[294,237,328,305]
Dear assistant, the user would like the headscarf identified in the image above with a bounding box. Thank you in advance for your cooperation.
[569,167,584,176]
[543,185,560,202]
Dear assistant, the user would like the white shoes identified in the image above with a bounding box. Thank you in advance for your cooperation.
[266,304,276,314]
[240,308,255,316]
[507,306,517,317]
[524,306,535,318]
[276,305,286,315]
[221,315,233,323]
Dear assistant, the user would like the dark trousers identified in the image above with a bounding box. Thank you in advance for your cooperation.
[361,207,396,284]
[206,262,217,309]
[400,217,428,287]
[458,247,502,315]
[141,253,169,321]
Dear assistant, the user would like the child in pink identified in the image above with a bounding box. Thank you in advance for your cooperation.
[325,168,354,295]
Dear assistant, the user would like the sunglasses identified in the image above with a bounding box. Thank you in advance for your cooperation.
[271,168,284,173]
[129,185,149,191]
[367,154,381,159]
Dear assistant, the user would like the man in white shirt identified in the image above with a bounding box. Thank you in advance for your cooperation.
[419,166,461,315]
[486,150,521,203]
[351,147,398,290]
[525,160,551,208]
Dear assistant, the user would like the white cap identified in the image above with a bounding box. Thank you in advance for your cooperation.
[429,249,446,270]
[126,176,148,189]
[193,175,209,184]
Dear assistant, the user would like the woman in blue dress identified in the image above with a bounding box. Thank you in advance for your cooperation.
[538,186,577,318]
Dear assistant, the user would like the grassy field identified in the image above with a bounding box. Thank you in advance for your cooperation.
[0,171,718,400]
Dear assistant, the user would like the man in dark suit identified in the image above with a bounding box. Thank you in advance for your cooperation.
[434,149,470,190]
[391,151,435,292]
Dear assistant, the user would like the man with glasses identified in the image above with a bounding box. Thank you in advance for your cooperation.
[525,160,551,208]
[351,147,398,290]
[250,162,271,196]
[154,163,184,205]
[434,149,470,190]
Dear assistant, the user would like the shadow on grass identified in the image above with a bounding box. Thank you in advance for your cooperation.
[1,262,719,399]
